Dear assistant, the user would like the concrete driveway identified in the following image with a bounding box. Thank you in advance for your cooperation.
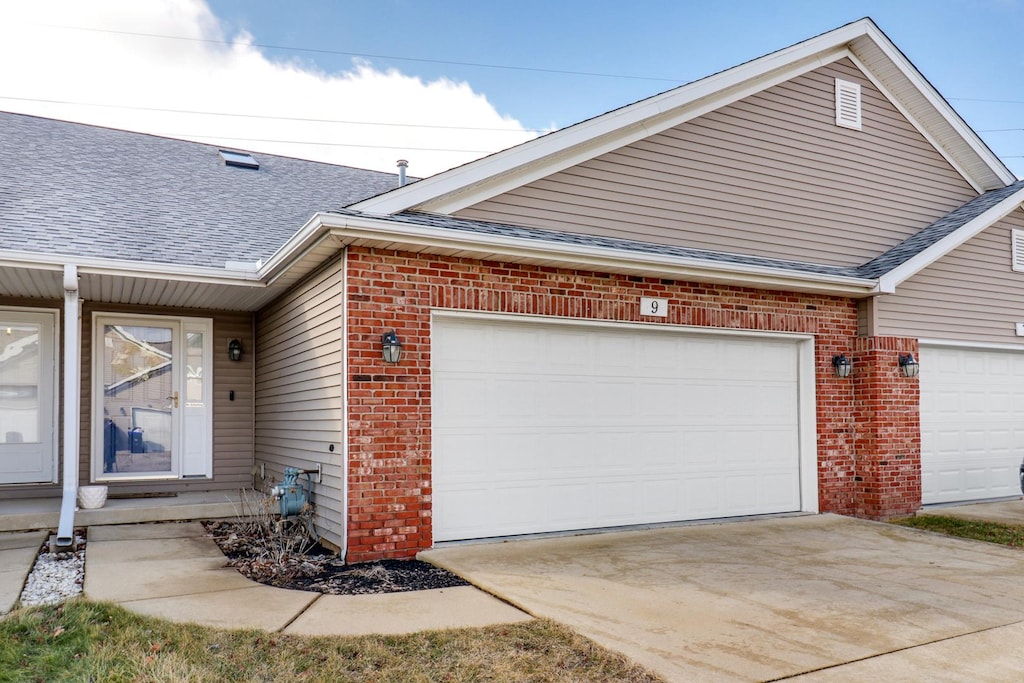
[420,514,1024,682]
[918,498,1024,525]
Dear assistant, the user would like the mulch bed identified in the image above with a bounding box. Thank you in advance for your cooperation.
[203,521,468,595]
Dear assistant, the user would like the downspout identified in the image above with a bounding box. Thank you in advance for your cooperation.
[55,264,81,548]
[340,248,349,561]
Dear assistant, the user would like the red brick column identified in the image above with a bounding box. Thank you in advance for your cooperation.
[850,336,921,518]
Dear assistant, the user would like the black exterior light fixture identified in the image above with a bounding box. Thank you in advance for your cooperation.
[898,353,919,378]
[831,354,852,378]
[228,339,243,362]
[381,330,402,364]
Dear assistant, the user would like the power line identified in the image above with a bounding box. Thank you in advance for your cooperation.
[951,97,1024,105]
[0,95,550,134]
[169,133,497,154]
[35,22,687,84]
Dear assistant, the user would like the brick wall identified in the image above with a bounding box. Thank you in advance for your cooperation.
[850,336,921,518]
[345,247,864,561]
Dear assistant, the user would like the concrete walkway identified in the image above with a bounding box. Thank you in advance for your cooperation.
[82,522,531,634]
[0,530,48,615]
[2,522,530,635]
[422,514,1024,682]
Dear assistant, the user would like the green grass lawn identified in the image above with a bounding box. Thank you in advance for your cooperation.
[890,514,1024,548]
[0,600,662,683]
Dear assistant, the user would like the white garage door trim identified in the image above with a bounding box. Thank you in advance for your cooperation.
[431,311,818,542]
[920,340,1024,505]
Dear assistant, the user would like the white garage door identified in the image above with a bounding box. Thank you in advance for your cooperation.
[920,346,1024,504]
[432,316,805,542]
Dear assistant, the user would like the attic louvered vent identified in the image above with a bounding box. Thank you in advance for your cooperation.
[835,78,862,130]
[219,149,259,169]
[1012,229,1024,272]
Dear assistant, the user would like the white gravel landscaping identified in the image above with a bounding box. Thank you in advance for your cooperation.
[18,534,85,608]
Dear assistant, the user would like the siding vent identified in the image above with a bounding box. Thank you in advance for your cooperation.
[1012,229,1024,272]
[835,79,862,130]
[219,149,259,170]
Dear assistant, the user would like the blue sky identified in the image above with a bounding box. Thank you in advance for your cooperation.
[3,1,1024,176]
[205,1,1024,131]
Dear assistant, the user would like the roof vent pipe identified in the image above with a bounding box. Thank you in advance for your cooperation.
[397,159,408,187]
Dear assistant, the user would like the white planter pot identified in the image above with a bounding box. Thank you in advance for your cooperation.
[77,485,108,510]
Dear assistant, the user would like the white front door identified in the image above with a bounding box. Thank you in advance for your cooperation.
[432,315,806,542]
[92,314,212,481]
[0,310,58,484]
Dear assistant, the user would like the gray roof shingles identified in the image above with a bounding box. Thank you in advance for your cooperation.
[857,179,1024,277]
[340,178,1024,282]
[5,111,1020,283]
[0,111,400,268]
[362,210,868,279]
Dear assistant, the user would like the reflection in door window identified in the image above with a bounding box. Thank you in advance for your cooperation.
[102,324,173,475]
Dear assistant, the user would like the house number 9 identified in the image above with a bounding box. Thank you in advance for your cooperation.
[640,297,668,317]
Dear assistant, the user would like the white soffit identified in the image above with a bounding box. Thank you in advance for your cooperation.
[848,28,1014,191]
[350,18,1014,217]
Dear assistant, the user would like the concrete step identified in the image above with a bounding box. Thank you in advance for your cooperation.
[0,491,245,533]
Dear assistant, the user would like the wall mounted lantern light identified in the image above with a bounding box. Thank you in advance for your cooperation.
[228,338,243,362]
[898,353,919,378]
[831,354,852,378]
[381,330,403,364]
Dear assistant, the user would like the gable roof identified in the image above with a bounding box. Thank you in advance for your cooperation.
[2,19,1021,310]
[0,111,400,269]
[350,18,1014,217]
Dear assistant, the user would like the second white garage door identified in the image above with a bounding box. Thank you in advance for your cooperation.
[920,345,1024,504]
[432,316,806,542]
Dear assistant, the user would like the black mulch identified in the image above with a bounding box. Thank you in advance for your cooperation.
[202,521,469,595]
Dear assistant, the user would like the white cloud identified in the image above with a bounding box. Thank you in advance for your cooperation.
[0,0,537,177]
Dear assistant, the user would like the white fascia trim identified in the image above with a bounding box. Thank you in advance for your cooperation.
[855,23,1015,188]
[876,187,1024,293]
[351,21,877,216]
[0,250,267,287]
[416,48,848,215]
[321,213,877,295]
[257,213,339,285]
[845,52,983,194]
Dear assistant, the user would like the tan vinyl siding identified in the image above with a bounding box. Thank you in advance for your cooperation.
[79,303,255,495]
[255,254,345,550]
[457,59,977,267]
[874,208,1024,345]
[857,297,877,338]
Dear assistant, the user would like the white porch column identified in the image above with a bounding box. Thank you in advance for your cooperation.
[55,264,80,548]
